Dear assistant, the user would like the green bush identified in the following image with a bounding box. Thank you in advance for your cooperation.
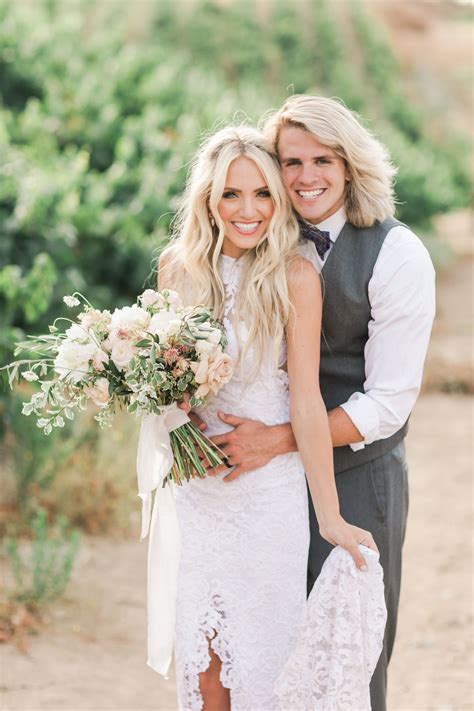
[1,0,470,366]
[0,0,471,531]
[5,508,80,607]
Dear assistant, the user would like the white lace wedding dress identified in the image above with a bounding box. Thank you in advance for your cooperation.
[173,254,309,710]
[172,252,387,711]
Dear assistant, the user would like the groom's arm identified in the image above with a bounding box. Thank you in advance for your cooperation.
[208,407,363,481]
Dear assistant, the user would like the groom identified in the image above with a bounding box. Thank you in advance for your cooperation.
[210,95,435,711]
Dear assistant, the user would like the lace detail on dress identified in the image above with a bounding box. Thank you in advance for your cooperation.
[275,546,387,711]
[177,592,239,711]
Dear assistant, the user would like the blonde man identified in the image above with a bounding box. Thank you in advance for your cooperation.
[210,96,436,711]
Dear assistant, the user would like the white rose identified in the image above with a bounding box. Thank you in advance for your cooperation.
[65,323,93,343]
[110,340,135,371]
[148,311,180,335]
[110,305,150,334]
[84,377,110,407]
[54,341,96,383]
[140,289,166,309]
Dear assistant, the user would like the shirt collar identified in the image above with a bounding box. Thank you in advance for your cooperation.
[316,206,347,242]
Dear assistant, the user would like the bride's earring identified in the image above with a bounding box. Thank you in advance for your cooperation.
[208,212,216,228]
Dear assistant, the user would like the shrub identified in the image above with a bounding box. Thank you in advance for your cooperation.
[4,508,80,608]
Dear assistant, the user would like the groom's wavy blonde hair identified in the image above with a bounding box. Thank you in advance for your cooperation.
[160,125,300,379]
[262,95,397,228]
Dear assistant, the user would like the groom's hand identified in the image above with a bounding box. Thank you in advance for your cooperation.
[208,412,295,482]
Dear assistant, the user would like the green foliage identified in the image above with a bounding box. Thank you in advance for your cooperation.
[5,508,80,607]
[0,0,470,365]
[351,1,471,227]
[2,392,80,515]
[0,0,471,528]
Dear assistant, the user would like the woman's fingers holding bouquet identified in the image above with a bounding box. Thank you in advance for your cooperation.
[178,393,207,431]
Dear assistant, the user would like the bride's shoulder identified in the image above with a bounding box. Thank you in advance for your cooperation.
[286,254,321,294]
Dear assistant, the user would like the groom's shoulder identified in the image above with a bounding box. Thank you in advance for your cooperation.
[349,217,427,253]
[368,218,434,273]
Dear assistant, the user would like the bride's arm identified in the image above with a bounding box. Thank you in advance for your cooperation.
[286,257,377,569]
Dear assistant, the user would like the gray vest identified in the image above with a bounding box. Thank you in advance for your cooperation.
[319,218,409,474]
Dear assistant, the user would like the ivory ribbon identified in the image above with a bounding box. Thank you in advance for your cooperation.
[136,403,190,676]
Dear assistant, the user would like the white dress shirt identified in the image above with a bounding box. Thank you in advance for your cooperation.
[302,207,436,451]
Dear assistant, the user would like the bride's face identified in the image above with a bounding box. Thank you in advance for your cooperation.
[216,156,274,259]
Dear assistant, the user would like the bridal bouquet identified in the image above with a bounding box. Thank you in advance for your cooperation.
[2,289,233,486]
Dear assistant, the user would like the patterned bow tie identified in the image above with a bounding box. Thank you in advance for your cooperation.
[298,218,331,260]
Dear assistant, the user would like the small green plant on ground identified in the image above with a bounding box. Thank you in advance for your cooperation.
[4,508,80,609]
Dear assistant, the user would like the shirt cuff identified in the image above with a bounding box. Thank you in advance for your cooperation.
[340,393,381,452]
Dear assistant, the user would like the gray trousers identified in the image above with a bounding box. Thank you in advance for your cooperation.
[307,441,409,711]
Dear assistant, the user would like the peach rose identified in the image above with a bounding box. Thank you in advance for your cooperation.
[191,346,233,399]
[84,378,110,407]
[92,349,109,372]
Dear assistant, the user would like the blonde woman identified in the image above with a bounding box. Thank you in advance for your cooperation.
[158,125,377,711]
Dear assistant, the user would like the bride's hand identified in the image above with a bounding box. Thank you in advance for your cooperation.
[178,393,207,431]
[319,517,378,570]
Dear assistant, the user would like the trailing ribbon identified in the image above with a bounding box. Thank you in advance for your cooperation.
[136,404,190,676]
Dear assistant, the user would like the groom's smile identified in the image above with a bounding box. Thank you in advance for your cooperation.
[278,126,351,224]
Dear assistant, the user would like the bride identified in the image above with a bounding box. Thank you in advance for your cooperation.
[158,125,377,711]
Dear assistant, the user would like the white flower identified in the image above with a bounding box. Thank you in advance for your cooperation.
[195,340,216,355]
[148,311,181,336]
[79,308,111,331]
[110,340,135,371]
[206,328,222,345]
[140,289,166,309]
[163,289,181,308]
[65,323,94,343]
[110,305,150,334]
[22,371,38,382]
[84,377,110,407]
[54,340,97,383]
[63,295,80,308]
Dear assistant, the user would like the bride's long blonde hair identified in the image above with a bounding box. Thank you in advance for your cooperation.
[161,125,300,378]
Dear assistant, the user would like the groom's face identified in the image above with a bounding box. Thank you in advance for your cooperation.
[278,126,350,224]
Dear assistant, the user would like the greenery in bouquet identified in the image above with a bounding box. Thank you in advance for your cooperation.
[2,288,234,485]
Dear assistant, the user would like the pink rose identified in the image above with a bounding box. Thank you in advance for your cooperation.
[92,349,109,372]
[84,378,110,407]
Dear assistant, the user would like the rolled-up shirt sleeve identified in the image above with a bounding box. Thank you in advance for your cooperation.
[339,226,436,451]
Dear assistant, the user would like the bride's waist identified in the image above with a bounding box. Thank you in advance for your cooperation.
[197,386,291,429]
[174,451,305,499]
